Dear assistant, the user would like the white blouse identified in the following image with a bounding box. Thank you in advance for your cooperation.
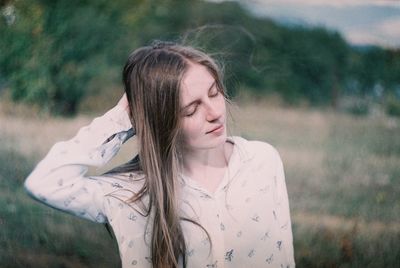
[24,104,295,267]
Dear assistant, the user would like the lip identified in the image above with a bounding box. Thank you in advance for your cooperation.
[207,124,224,134]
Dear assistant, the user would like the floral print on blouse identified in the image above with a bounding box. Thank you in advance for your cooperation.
[24,104,295,267]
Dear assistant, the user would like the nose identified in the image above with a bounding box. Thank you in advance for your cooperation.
[205,101,222,122]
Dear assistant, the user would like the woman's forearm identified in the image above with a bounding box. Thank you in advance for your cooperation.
[24,104,134,222]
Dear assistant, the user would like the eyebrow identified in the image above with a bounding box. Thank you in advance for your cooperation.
[181,81,216,110]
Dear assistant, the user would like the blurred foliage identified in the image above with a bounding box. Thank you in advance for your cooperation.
[345,99,370,117]
[1,0,400,115]
[386,94,400,117]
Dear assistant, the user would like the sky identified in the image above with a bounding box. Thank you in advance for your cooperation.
[209,0,400,48]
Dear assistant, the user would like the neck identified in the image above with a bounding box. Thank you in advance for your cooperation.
[181,142,228,177]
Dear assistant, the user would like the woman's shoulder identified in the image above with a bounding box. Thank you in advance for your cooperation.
[231,136,282,162]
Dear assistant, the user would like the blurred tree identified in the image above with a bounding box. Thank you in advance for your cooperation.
[1,0,131,114]
[1,0,398,114]
[348,46,400,100]
[354,47,387,95]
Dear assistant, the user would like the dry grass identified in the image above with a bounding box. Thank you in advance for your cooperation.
[1,98,399,267]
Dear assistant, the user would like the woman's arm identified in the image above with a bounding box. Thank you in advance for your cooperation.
[24,95,134,223]
[273,150,295,266]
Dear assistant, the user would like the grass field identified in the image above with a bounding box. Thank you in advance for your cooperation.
[1,99,399,267]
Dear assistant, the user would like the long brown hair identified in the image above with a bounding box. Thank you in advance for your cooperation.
[108,41,227,267]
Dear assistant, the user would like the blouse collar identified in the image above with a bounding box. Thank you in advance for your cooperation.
[178,136,254,196]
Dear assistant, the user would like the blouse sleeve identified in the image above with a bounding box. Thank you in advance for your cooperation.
[273,149,296,267]
[24,104,134,223]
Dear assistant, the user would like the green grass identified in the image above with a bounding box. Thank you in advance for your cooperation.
[1,101,399,267]
[0,147,120,267]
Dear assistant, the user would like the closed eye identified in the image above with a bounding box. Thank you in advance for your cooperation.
[209,90,219,98]
[185,110,196,117]
[182,82,219,117]
[184,104,198,117]
[209,85,219,98]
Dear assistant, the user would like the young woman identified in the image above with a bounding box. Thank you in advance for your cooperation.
[24,41,295,267]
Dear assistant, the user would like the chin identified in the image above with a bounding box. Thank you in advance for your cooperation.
[184,131,227,151]
[202,133,227,149]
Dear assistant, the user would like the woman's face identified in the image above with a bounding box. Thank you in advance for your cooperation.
[179,63,227,151]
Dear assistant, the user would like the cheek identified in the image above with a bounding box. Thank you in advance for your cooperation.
[214,95,226,115]
[181,117,204,142]
[220,98,227,115]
